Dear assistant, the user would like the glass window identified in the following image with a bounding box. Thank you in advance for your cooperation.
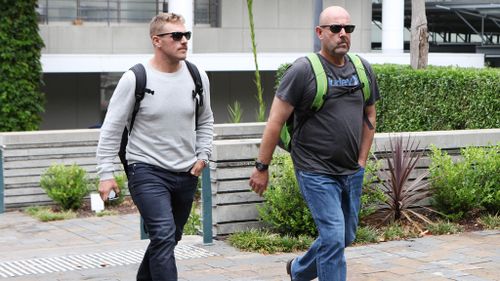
[194,0,220,27]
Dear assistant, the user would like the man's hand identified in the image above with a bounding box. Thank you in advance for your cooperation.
[98,179,120,201]
[190,160,206,177]
[249,168,269,196]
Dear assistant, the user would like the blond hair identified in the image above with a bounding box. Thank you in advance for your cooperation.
[149,12,185,37]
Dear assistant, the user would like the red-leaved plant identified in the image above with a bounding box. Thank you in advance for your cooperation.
[374,136,435,231]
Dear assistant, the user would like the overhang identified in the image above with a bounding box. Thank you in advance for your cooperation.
[41,52,485,73]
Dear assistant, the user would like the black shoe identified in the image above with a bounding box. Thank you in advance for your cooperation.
[286,258,294,281]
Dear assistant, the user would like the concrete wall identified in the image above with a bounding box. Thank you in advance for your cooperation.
[39,0,373,54]
[1,127,499,235]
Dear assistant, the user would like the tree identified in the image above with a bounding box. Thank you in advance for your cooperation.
[246,0,266,122]
[410,0,429,69]
[0,0,45,131]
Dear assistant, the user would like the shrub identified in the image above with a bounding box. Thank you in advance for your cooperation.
[373,65,500,132]
[258,153,316,237]
[360,158,386,222]
[40,164,91,210]
[258,153,384,237]
[274,63,500,132]
[429,145,500,219]
[0,0,45,131]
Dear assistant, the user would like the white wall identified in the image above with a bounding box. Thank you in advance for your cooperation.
[39,0,373,54]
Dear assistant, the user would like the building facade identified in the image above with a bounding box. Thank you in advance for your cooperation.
[37,0,493,129]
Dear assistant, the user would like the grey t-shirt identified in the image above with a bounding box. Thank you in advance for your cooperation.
[276,53,380,175]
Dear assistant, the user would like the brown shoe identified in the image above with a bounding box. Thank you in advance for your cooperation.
[286,258,294,280]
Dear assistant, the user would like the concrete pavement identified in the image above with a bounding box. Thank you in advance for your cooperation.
[0,210,498,281]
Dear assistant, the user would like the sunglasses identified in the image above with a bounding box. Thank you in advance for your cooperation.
[156,31,192,41]
[320,24,355,34]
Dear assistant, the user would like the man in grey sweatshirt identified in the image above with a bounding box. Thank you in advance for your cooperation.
[96,13,213,281]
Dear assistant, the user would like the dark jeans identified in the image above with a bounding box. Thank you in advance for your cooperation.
[127,163,198,281]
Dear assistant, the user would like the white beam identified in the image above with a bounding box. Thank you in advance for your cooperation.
[168,0,194,53]
[40,52,484,73]
[382,0,404,53]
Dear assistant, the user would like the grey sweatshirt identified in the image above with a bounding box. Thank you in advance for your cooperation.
[96,61,214,181]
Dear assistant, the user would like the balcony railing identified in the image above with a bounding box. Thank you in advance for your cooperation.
[37,0,163,25]
[37,0,220,27]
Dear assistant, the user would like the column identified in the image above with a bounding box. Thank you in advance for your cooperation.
[168,0,194,53]
[382,0,404,53]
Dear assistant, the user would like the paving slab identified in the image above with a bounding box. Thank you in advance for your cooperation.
[0,211,498,281]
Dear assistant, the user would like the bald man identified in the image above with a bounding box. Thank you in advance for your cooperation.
[249,6,380,281]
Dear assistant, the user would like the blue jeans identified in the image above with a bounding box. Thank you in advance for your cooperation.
[291,168,364,281]
[127,163,198,281]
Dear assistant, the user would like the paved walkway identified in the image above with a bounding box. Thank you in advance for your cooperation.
[0,211,498,281]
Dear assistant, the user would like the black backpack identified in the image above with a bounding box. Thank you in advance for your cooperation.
[118,61,204,178]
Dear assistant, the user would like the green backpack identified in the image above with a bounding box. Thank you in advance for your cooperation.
[278,53,371,152]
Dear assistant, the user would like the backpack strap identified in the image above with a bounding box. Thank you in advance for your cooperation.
[346,53,374,130]
[306,53,328,111]
[128,63,152,134]
[119,63,150,176]
[346,53,370,102]
[184,60,204,128]
[283,53,328,151]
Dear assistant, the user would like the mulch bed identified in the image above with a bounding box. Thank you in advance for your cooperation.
[50,196,139,218]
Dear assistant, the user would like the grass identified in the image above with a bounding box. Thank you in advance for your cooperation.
[24,206,76,222]
[96,210,119,217]
[227,217,483,254]
[381,223,407,241]
[426,220,463,235]
[228,229,314,254]
[354,226,379,244]
[478,213,500,230]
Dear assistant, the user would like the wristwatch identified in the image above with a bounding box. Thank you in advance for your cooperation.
[255,160,269,172]
[202,159,209,167]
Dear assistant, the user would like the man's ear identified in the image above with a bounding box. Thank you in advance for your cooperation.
[315,26,323,40]
[152,36,160,47]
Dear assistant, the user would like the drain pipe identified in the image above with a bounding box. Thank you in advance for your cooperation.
[201,166,213,245]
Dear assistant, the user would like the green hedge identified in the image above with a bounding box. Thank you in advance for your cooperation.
[275,63,500,132]
[374,65,500,132]
[0,0,45,132]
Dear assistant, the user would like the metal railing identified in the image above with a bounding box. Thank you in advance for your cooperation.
[37,0,162,25]
[36,0,220,27]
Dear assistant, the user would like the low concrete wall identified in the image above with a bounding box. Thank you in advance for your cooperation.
[0,129,104,209]
[209,126,500,235]
[1,125,499,236]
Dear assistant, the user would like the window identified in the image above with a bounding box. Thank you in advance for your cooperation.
[194,0,220,27]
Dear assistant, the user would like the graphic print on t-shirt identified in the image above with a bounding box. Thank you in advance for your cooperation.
[329,74,360,87]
